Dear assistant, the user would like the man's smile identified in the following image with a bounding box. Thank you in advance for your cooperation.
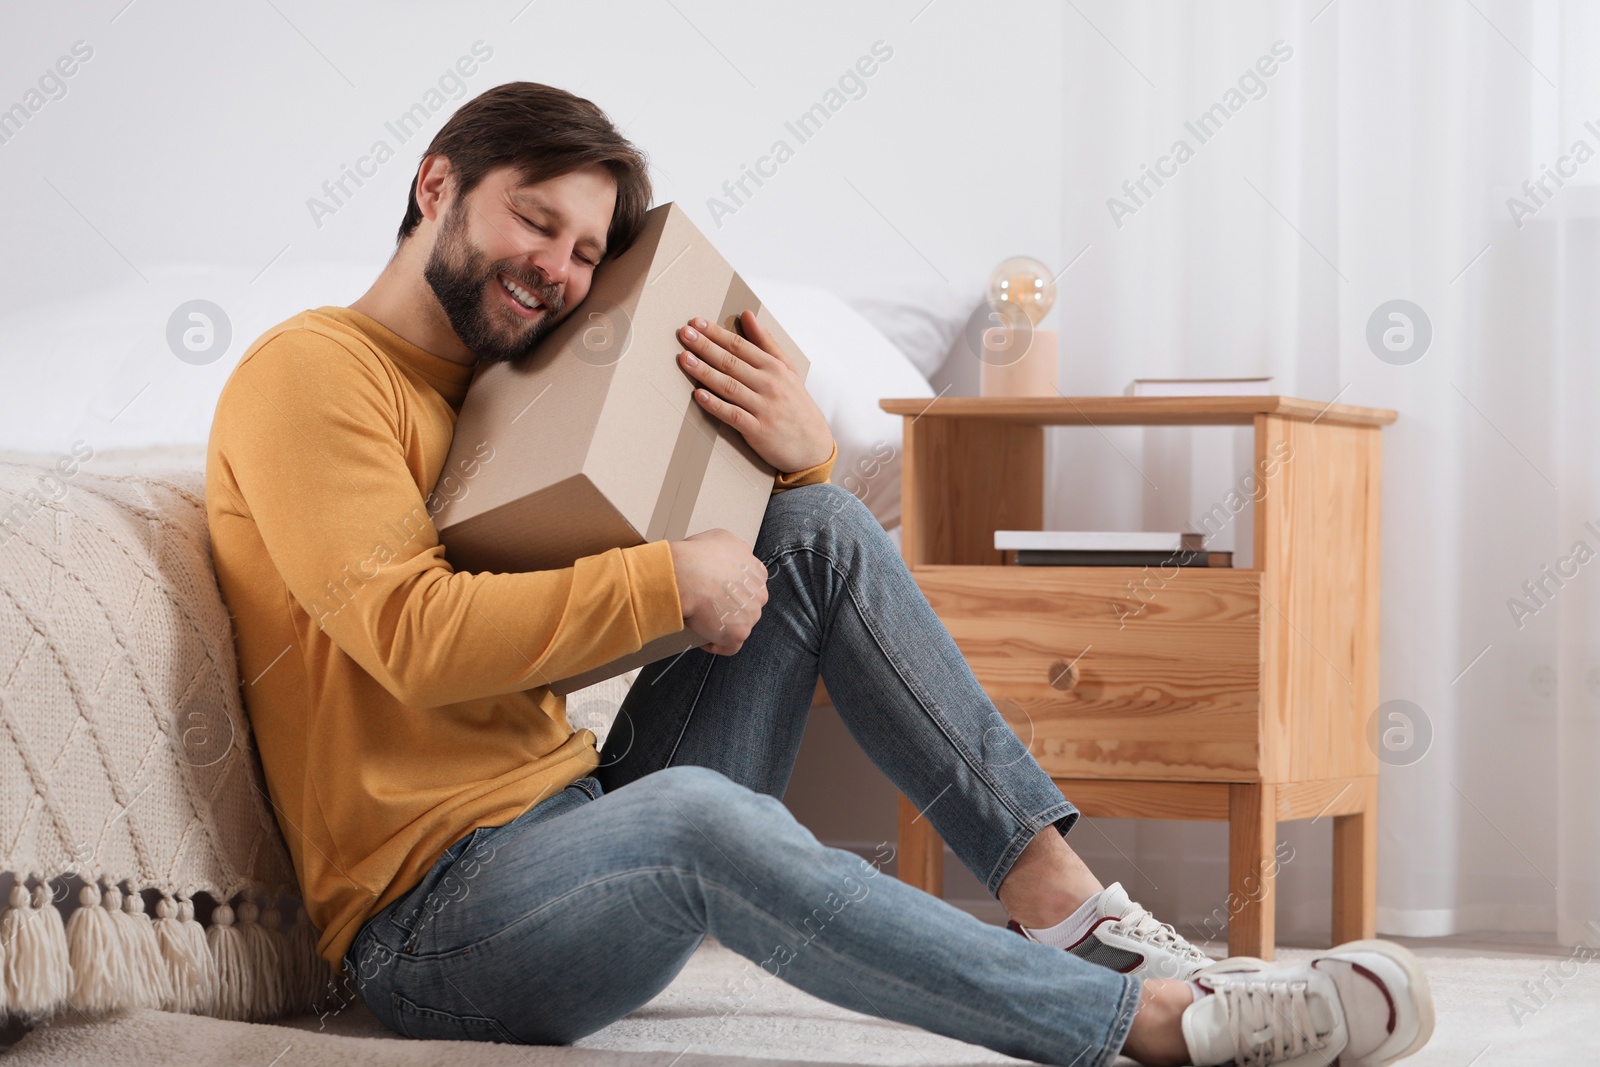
[496,272,550,319]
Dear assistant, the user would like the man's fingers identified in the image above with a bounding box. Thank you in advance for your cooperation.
[680,326,763,392]
[681,348,756,410]
[693,387,758,435]
[686,530,767,658]
[694,314,779,370]
[736,310,798,373]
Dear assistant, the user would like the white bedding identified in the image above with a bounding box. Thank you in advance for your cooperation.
[0,262,970,533]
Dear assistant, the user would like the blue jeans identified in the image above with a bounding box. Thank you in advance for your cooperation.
[343,482,1141,1066]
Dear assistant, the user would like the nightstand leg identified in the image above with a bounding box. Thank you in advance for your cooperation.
[897,794,944,896]
[1227,783,1277,960]
[1332,778,1378,944]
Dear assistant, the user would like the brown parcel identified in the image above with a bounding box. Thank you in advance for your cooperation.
[430,201,812,696]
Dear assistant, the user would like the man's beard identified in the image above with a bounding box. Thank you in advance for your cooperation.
[422,200,568,366]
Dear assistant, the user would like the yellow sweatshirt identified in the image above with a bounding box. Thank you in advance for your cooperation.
[204,305,837,967]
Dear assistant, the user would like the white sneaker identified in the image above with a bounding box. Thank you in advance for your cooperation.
[1006,882,1254,981]
[1182,939,1436,1066]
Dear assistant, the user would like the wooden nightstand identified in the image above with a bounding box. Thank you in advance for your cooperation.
[878,395,1396,960]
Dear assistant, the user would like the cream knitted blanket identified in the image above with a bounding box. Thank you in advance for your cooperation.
[0,444,635,1028]
[0,441,327,1025]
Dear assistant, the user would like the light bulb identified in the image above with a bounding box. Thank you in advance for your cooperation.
[986,255,1056,327]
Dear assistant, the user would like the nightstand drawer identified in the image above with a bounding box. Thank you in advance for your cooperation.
[913,565,1262,781]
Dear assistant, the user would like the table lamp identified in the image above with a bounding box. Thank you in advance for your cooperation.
[978,255,1058,397]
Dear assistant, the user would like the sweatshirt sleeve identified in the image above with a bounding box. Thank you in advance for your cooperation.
[211,333,685,709]
[772,438,837,493]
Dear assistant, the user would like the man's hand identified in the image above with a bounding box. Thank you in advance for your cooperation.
[675,310,834,474]
[668,529,769,655]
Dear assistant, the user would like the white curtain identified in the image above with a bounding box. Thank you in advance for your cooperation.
[1043,0,1599,945]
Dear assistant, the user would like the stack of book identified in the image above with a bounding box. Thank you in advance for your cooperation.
[994,530,1232,567]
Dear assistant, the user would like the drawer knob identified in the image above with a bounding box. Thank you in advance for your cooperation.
[1047,658,1081,691]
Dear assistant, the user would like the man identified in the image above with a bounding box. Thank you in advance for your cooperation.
[205,81,1434,1066]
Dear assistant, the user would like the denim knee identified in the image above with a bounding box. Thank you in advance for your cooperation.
[639,765,797,852]
[760,481,881,552]
[648,764,770,815]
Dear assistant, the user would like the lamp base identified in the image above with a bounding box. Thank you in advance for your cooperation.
[978,327,1058,397]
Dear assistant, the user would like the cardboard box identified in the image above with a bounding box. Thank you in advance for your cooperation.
[432,201,811,696]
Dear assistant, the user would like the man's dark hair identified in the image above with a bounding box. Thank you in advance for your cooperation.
[396,81,652,261]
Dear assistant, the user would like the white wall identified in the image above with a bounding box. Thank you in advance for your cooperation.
[0,0,1064,452]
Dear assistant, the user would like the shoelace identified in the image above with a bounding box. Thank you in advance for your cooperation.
[1107,904,1214,964]
[1214,976,1328,1067]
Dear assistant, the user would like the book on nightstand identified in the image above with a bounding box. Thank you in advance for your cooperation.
[1004,549,1233,567]
[1125,376,1275,397]
[993,530,1232,567]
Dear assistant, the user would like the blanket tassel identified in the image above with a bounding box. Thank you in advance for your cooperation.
[205,901,255,1021]
[153,892,215,1014]
[65,881,132,1014]
[238,898,285,1021]
[282,901,331,1016]
[111,885,171,1011]
[1,881,72,1019]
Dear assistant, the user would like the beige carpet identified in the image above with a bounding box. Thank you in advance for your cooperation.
[3,938,1592,1065]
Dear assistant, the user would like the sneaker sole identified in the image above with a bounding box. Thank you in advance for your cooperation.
[1330,939,1436,1065]
[1198,954,1267,973]
[1131,953,1265,982]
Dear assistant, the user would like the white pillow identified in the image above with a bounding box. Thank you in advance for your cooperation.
[747,278,933,531]
[846,277,988,381]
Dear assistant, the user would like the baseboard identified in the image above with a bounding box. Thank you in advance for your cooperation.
[813,831,1563,944]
